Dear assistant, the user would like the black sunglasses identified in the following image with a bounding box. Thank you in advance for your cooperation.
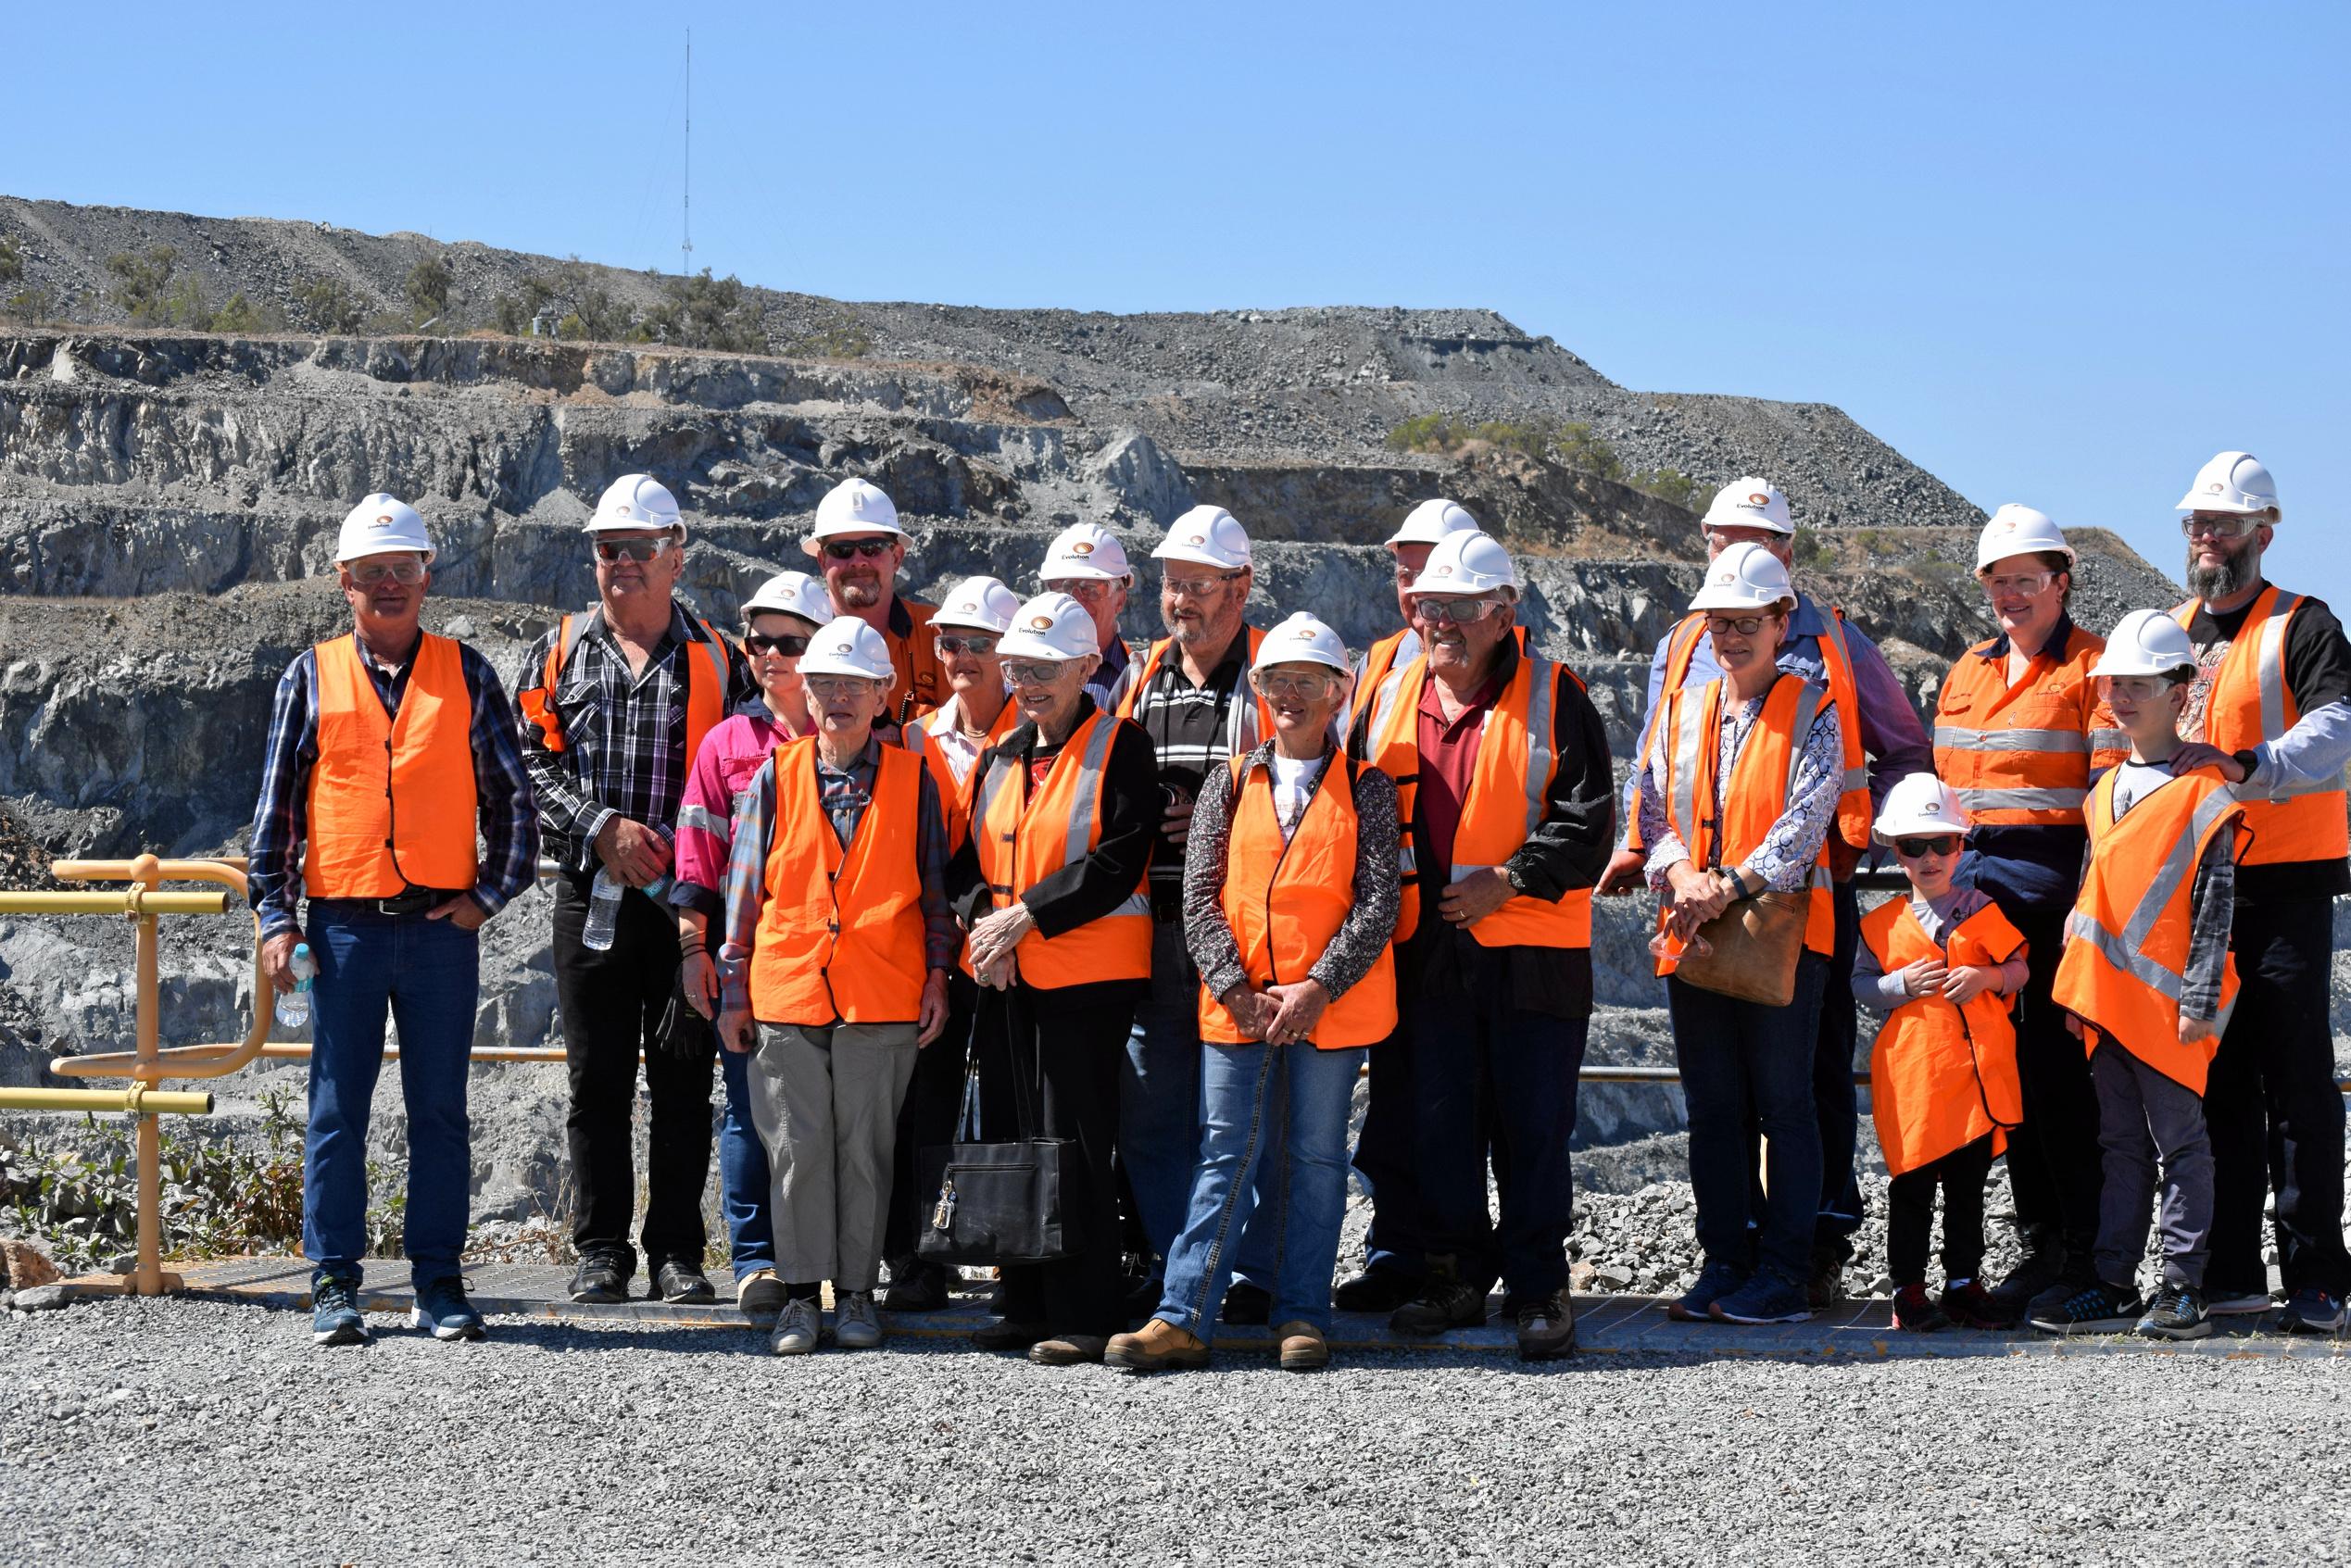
[744,633,811,657]
[1893,835,1962,859]
[935,634,999,657]
[822,538,897,561]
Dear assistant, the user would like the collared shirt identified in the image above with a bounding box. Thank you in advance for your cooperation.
[913,691,1007,791]
[248,631,538,941]
[671,697,811,919]
[1126,630,1255,910]
[1414,667,1501,890]
[1087,636,1137,715]
[1636,684,1847,894]
[516,601,757,872]
[714,734,956,1016]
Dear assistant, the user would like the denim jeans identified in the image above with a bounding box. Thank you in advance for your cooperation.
[1668,952,1828,1287]
[718,1046,775,1281]
[302,903,478,1286]
[1121,921,1207,1260]
[1156,1040,1367,1340]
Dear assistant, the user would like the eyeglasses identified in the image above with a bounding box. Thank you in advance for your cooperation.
[822,537,898,561]
[1412,596,1505,626]
[346,558,426,586]
[595,537,676,564]
[1251,670,1338,699]
[1982,571,2056,598]
[1045,579,1115,601]
[1703,614,1771,637]
[1003,660,1069,685]
[1163,570,1246,598]
[805,675,883,700]
[935,634,999,657]
[1893,835,1961,859]
[744,633,810,657]
[2181,514,2259,541]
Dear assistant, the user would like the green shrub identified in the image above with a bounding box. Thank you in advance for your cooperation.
[643,269,771,353]
[0,235,20,286]
[1792,530,1837,571]
[294,276,365,333]
[209,291,269,333]
[405,256,452,320]
[1628,467,1716,513]
[106,246,184,323]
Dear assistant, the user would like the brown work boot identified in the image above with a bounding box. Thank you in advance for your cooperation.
[1028,1333,1111,1366]
[1275,1320,1329,1372]
[1104,1317,1210,1372]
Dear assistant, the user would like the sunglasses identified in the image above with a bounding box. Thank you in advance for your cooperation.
[935,634,999,657]
[1412,596,1505,626]
[595,537,676,563]
[1893,835,1961,859]
[346,558,426,586]
[2181,515,2258,541]
[1704,614,1771,637]
[822,538,898,561]
[744,633,810,657]
[1003,660,1068,685]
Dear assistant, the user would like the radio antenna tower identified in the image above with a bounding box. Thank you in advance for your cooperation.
[681,29,694,277]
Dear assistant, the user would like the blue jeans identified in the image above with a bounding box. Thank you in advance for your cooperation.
[1122,921,1207,1261]
[718,1046,776,1281]
[302,904,478,1286]
[1668,952,1829,1286]
[1156,1040,1367,1340]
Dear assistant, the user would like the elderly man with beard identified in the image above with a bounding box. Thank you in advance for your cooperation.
[2160,451,2351,1335]
[806,477,946,725]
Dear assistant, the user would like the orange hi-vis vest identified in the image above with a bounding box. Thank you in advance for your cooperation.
[1198,752,1398,1049]
[748,737,927,1026]
[1860,897,2026,1177]
[2052,765,2246,1095]
[1362,648,1590,949]
[1650,673,1838,974]
[302,632,480,898]
[1118,625,1277,746]
[519,608,730,769]
[966,709,1152,989]
[1932,628,2125,827]
[901,696,1020,854]
[2171,586,2349,867]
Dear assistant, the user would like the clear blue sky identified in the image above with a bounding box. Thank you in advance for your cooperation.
[15,3,2347,609]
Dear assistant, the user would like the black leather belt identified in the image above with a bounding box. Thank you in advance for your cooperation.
[337,887,461,918]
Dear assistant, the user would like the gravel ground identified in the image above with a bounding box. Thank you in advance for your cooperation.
[4,1298,2346,1567]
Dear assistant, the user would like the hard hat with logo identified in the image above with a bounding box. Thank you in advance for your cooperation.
[1974,503,2075,572]
[1407,529,1520,597]
[2176,450,2280,517]
[587,473,683,534]
[1252,611,1350,674]
[1150,505,1252,571]
[1038,522,1134,583]
[1872,772,1971,844]
[797,616,897,683]
[1701,478,1793,535]
[1384,497,1482,549]
[1689,540,1796,613]
[995,593,1100,662]
[739,571,832,626]
[935,574,1022,635]
[333,494,434,563]
[2090,608,2198,679]
[804,477,911,558]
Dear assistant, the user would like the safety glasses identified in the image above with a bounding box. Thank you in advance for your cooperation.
[1045,579,1115,601]
[743,633,810,657]
[1251,670,1338,699]
[346,558,426,586]
[935,634,1000,657]
[822,537,897,561]
[1982,571,2056,598]
[594,537,676,564]
[1893,835,1961,859]
[1003,660,1069,686]
[805,675,883,701]
[1162,570,1246,598]
[2181,515,2258,541]
[1412,596,1504,627]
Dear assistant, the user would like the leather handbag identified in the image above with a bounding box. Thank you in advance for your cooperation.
[915,996,1078,1266]
[1670,886,1811,1008]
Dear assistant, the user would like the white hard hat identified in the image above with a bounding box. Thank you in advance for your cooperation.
[1384,497,1482,549]
[797,616,896,683]
[2090,608,2197,679]
[1252,611,1350,675]
[1689,540,1796,614]
[1408,529,1520,596]
[1974,504,2075,572]
[1151,505,1252,571]
[588,473,682,534]
[2176,450,2280,516]
[1872,773,1971,844]
[333,493,434,564]
[1701,478,1793,535]
[995,593,1100,662]
[804,477,911,558]
[935,574,1022,635]
[740,571,831,626]
[1038,522,1133,583]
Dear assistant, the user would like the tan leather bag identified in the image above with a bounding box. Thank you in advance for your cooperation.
[1670,889,1811,1008]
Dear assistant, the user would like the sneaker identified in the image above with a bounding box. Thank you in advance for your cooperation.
[1221,1280,1272,1325]
[972,1317,1049,1352]
[654,1259,716,1304]
[567,1254,629,1305]
[2028,1279,2145,1335]
[1029,1334,1110,1365]
[1892,1284,1949,1333]
[735,1268,786,1317]
[1332,1269,1421,1313]
[1710,1273,1813,1325]
[881,1257,949,1313]
[2278,1286,2346,1335]
[1276,1320,1329,1372]
[2136,1284,2212,1341]
[1668,1261,1748,1323]
[1389,1261,1487,1336]
[409,1276,485,1342]
[310,1272,369,1347]
[2204,1286,2276,1316]
[1105,1317,1211,1372]
[1515,1289,1578,1361]
[1984,1240,2068,1318]
[833,1289,883,1349]
[771,1297,823,1355]
[1806,1242,1849,1311]
[1940,1280,2017,1330]
[2021,1255,2100,1323]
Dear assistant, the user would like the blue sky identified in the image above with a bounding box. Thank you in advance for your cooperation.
[14,2,2346,610]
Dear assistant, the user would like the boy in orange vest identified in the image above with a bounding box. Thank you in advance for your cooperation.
[1854,774,2029,1332]
[2037,611,2245,1341]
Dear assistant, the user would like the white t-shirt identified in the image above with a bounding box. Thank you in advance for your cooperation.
[1267,752,1327,842]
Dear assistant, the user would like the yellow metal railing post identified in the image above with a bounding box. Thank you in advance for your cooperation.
[124,854,182,1296]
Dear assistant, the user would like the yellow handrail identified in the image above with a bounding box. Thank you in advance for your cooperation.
[0,1087,214,1115]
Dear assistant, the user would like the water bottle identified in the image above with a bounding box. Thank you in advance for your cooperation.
[274,943,316,1029]
[582,869,625,951]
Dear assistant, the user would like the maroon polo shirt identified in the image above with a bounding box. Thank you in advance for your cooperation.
[1414,666,1504,887]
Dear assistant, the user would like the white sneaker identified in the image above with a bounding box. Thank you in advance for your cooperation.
[834,1289,884,1349]
[771,1297,822,1356]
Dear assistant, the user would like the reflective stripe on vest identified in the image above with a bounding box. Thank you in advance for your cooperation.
[969,709,1151,988]
[1860,897,2025,1177]
[1811,606,1873,847]
[302,633,480,899]
[1930,628,2115,829]
[2172,588,2351,864]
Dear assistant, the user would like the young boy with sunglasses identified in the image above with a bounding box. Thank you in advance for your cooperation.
[1853,773,2029,1331]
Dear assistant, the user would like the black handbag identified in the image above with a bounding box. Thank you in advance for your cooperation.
[914,992,1079,1265]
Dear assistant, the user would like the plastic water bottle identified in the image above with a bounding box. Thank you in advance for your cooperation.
[582,870,625,951]
[274,943,316,1029]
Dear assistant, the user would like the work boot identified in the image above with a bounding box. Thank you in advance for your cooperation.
[567,1252,629,1306]
[735,1268,786,1317]
[1515,1289,1578,1361]
[1029,1334,1110,1366]
[310,1271,369,1348]
[1891,1284,1949,1333]
[1221,1280,1272,1325]
[1332,1268,1421,1314]
[1105,1318,1211,1372]
[1276,1321,1329,1372]
[1389,1258,1487,1337]
[882,1256,949,1313]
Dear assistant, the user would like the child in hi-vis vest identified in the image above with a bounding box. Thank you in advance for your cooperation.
[2040,610,2245,1342]
[1854,774,2028,1332]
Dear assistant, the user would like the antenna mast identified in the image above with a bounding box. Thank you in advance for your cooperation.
[681,29,694,277]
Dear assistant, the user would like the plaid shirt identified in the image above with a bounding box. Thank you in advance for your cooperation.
[517,602,757,872]
[247,632,538,941]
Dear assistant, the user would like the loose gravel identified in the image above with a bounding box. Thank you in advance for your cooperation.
[4,1297,2345,1567]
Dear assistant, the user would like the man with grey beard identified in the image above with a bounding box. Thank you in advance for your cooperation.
[2161,450,2351,1335]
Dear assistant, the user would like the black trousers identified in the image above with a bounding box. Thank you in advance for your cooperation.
[551,872,714,1272]
[1811,879,1866,1252]
[976,985,1134,1338]
[2205,896,2351,1298]
[884,972,981,1267]
[2000,905,2104,1254]
[1887,1134,1997,1286]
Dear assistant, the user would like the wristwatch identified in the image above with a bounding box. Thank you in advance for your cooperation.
[1502,862,1528,895]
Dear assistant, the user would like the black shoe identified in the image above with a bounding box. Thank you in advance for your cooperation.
[654,1260,716,1304]
[1515,1289,1577,1361]
[1806,1242,1849,1311]
[882,1258,950,1313]
[1390,1265,1487,1336]
[972,1318,1050,1352]
[1122,1269,1165,1318]
[1985,1238,2068,1317]
[1221,1280,1272,1325]
[2028,1278,2145,1336]
[2021,1254,2099,1323]
[568,1255,630,1305]
[1333,1269,1422,1313]
[2135,1284,2212,1341]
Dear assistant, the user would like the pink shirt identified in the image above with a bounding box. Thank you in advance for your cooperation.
[675,705,810,906]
